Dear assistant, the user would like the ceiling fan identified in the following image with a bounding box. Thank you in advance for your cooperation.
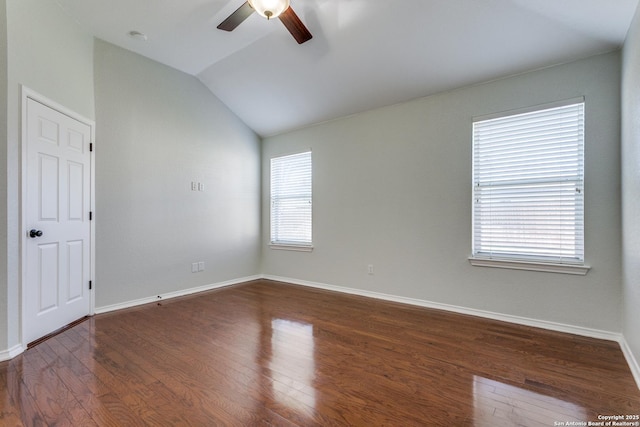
[217,0,312,44]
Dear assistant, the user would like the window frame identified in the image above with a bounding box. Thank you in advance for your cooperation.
[269,151,313,252]
[469,99,590,275]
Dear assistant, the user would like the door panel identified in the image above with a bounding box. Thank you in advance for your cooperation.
[67,240,84,301]
[38,243,59,313]
[38,117,59,144]
[68,161,84,220]
[24,97,92,345]
[39,154,59,221]
[67,129,84,153]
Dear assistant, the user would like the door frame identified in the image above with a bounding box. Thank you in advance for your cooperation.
[20,86,96,347]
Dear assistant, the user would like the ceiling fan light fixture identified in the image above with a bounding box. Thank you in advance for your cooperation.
[248,0,290,20]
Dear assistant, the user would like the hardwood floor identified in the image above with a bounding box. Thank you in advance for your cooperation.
[1,279,639,426]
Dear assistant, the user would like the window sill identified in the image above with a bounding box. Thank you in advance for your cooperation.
[468,257,590,275]
[269,244,314,252]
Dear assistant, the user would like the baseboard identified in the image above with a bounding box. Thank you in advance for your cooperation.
[5,272,638,392]
[94,275,262,315]
[619,336,640,390]
[0,344,24,362]
[0,275,262,360]
[262,274,623,343]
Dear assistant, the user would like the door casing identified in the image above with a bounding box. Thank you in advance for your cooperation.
[20,86,95,348]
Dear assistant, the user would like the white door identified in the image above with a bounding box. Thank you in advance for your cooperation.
[24,97,92,345]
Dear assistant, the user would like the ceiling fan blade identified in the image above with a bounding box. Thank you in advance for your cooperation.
[279,7,312,44]
[217,1,254,32]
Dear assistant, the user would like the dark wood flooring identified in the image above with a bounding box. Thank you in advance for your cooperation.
[1,279,639,426]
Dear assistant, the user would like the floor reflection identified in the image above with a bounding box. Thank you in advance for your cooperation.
[270,319,316,412]
[473,376,586,426]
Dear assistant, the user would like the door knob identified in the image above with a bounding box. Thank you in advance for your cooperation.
[29,229,43,238]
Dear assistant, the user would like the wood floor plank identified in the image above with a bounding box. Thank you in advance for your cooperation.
[95,315,281,425]
[1,279,639,426]
[108,311,322,425]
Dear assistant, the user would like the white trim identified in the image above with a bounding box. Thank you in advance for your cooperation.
[262,274,621,342]
[269,244,314,252]
[619,336,640,391]
[89,109,96,316]
[94,275,262,314]
[20,87,96,347]
[468,257,591,275]
[0,345,25,362]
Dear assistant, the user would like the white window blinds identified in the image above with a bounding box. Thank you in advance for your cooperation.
[472,101,585,264]
[271,151,312,246]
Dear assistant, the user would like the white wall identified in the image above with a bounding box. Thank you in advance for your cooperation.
[622,4,640,377]
[1,0,95,352]
[262,51,622,333]
[93,40,261,308]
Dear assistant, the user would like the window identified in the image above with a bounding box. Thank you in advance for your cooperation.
[471,100,588,274]
[270,151,312,250]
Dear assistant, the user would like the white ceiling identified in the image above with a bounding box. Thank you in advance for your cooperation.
[54,0,639,137]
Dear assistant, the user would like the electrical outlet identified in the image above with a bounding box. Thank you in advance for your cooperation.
[198,182,204,192]
[191,181,197,191]
[198,261,205,272]
[368,264,374,275]
[191,262,198,273]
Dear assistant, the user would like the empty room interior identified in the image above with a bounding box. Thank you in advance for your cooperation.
[2,0,640,425]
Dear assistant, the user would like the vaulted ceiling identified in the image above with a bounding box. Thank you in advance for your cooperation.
[54,0,639,136]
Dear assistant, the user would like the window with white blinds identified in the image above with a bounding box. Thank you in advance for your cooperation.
[270,151,312,248]
[472,101,585,265]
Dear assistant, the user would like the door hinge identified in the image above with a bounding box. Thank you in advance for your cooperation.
[90,143,93,152]
[89,211,93,221]
[89,281,93,290]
